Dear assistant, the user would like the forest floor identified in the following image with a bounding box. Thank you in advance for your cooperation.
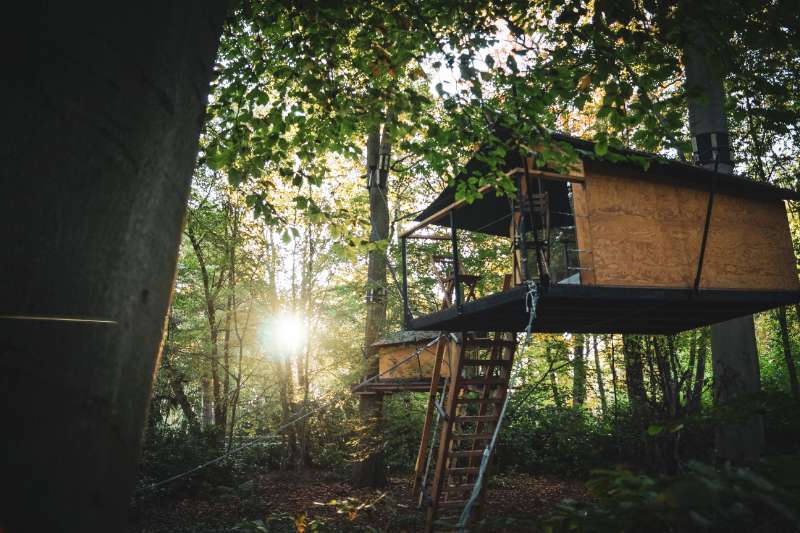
[129,470,588,532]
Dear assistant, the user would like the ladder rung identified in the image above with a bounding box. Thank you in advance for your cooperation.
[448,467,480,475]
[461,359,512,366]
[449,449,485,457]
[439,500,469,508]
[458,379,508,387]
[455,397,504,404]
[454,415,497,423]
[444,483,477,491]
[451,433,493,440]
[464,339,516,349]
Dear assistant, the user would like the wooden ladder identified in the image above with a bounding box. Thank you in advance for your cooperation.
[413,332,517,532]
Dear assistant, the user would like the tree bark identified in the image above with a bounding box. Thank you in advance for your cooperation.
[187,224,226,433]
[622,335,648,417]
[684,28,765,461]
[689,328,709,413]
[353,120,391,487]
[592,335,608,416]
[776,306,799,399]
[609,335,620,416]
[572,334,587,407]
[0,3,226,531]
[546,345,563,408]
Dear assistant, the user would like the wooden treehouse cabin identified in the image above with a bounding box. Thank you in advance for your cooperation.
[400,132,800,335]
[365,133,800,532]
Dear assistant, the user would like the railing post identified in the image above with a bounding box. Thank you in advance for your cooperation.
[516,175,529,282]
[401,236,412,328]
[450,210,463,313]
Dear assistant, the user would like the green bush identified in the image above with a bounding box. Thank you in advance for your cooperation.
[546,458,800,532]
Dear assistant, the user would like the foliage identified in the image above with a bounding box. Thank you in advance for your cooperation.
[546,458,800,532]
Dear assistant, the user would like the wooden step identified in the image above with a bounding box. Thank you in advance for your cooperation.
[451,433,493,440]
[464,339,516,349]
[455,397,504,404]
[449,449,485,457]
[443,483,477,491]
[461,359,512,367]
[447,467,480,475]
[454,415,498,423]
[457,378,508,387]
[439,500,469,508]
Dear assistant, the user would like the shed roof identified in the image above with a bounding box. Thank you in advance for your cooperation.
[415,132,799,236]
[372,330,439,348]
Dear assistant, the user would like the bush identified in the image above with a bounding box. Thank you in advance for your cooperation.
[546,457,800,532]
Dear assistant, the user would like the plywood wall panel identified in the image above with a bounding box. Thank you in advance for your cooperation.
[582,165,799,292]
[378,342,449,380]
[571,182,596,284]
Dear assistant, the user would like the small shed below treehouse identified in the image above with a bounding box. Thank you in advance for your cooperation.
[400,133,800,334]
[353,330,444,394]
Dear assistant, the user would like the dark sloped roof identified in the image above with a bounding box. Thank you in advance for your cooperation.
[415,131,799,236]
[372,330,439,348]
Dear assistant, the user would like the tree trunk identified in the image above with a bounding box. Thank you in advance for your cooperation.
[546,345,563,408]
[609,335,620,416]
[202,376,215,427]
[592,335,608,416]
[776,306,799,399]
[622,335,648,417]
[187,226,226,434]
[353,119,391,488]
[689,328,709,413]
[572,334,587,407]
[0,3,226,531]
[684,22,764,462]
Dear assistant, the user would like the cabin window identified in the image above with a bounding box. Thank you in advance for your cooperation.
[513,179,581,285]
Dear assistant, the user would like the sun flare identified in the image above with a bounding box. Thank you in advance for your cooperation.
[272,313,306,354]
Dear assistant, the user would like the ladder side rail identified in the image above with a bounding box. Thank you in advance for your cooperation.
[412,335,448,497]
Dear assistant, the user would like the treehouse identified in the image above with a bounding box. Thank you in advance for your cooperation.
[399,133,800,335]
[354,330,443,394]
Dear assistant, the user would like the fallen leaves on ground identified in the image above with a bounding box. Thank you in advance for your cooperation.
[129,470,588,532]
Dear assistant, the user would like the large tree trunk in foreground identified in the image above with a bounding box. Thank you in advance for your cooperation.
[0,3,226,532]
[353,121,391,488]
[684,27,764,462]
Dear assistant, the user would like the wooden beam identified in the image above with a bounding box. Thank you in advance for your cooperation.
[400,184,495,238]
[406,234,451,241]
[400,167,528,239]
[411,336,448,498]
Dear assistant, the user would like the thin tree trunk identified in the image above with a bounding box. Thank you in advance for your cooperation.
[0,3,226,530]
[187,226,226,433]
[776,306,800,399]
[609,335,620,417]
[623,335,648,417]
[593,335,607,416]
[572,334,587,407]
[689,328,709,413]
[546,345,563,408]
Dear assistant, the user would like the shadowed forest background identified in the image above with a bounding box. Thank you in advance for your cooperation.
[58,1,798,531]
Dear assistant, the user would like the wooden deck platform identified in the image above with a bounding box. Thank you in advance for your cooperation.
[406,284,800,334]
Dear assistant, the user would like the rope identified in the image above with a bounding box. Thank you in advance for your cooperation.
[456,281,539,531]
[138,334,444,494]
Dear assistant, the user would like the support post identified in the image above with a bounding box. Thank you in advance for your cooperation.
[401,236,411,328]
[412,336,447,498]
[450,211,463,313]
